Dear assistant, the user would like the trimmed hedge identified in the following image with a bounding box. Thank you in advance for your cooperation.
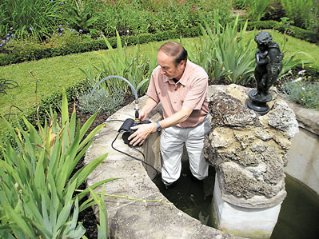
[247,20,319,43]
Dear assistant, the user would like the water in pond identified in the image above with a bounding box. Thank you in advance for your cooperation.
[153,163,319,239]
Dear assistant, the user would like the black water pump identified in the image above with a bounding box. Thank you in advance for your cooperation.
[118,109,151,145]
[119,117,151,145]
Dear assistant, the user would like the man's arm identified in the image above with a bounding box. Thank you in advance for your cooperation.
[128,106,192,146]
[157,106,192,129]
[139,97,158,120]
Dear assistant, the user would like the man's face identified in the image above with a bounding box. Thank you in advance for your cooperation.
[157,50,186,80]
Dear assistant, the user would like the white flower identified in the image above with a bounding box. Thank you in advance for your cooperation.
[298,70,306,75]
[292,77,302,83]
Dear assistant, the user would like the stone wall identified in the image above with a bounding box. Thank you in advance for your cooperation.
[284,100,319,194]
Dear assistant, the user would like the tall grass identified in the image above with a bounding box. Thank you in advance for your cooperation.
[0,0,63,39]
[280,0,319,32]
[0,92,112,238]
[184,15,313,86]
[63,0,100,34]
[83,31,157,95]
[78,32,157,113]
[248,0,270,21]
[185,15,255,85]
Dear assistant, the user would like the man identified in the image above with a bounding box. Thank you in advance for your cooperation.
[129,42,211,187]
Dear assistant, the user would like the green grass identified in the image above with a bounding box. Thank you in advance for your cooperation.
[0,41,161,115]
[0,31,318,134]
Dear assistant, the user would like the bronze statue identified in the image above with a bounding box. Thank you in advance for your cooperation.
[247,32,283,114]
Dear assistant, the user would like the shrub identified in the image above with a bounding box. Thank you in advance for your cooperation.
[81,32,157,97]
[0,27,201,66]
[280,0,319,33]
[246,20,319,43]
[283,81,319,109]
[78,88,125,114]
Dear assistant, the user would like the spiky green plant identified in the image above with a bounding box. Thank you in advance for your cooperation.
[248,0,270,21]
[101,31,157,94]
[65,0,100,34]
[0,0,63,39]
[0,92,113,238]
[81,31,157,100]
[187,15,255,85]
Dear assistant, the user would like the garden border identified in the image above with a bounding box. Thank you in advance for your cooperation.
[1,21,317,66]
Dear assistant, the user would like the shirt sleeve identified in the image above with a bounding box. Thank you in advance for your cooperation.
[146,70,160,103]
[182,76,208,110]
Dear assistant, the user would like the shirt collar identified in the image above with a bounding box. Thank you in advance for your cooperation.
[163,60,190,86]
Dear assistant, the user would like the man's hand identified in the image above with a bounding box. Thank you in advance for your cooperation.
[138,109,148,121]
[128,122,157,146]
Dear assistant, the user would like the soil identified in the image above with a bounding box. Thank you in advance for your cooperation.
[76,109,107,239]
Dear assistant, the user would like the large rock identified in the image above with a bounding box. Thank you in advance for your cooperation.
[205,85,299,208]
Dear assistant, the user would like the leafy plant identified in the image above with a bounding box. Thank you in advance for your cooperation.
[232,0,270,21]
[82,31,157,97]
[277,33,313,78]
[65,0,100,34]
[279,51,313,78]
[0,0,63,39]
[248,0,270,21]
[78,88,125,114]
[186,15,255,85]
[280,0,319,32]
[233,0,248,9]
[283,81,319,109]
[0,92,113,238]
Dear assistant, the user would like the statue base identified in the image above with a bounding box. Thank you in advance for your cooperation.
[212,175,282,239]
[247,89,272,115]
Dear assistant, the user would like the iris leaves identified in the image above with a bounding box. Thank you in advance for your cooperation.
[0,92,111,238]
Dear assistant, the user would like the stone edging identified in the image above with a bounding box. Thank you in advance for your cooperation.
[280,94,319,136]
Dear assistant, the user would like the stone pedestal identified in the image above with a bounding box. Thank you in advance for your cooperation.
[212,175,282,239]
[205,85,299,239]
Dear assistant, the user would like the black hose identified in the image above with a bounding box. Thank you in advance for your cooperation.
[111,131,159,176]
